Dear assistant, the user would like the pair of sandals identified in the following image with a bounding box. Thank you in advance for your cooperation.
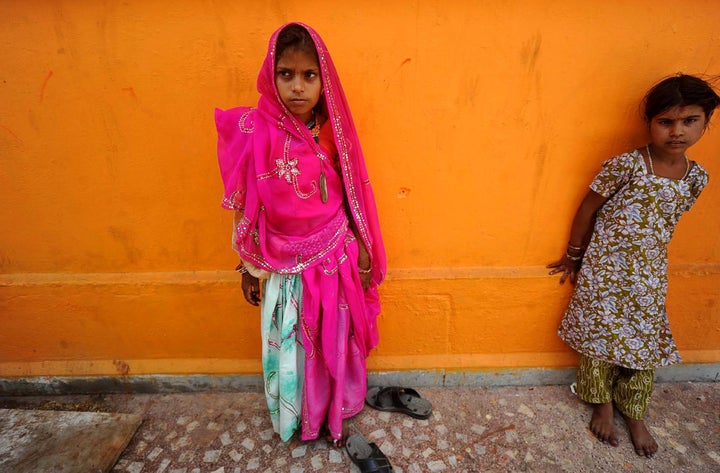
[345,387,433,472]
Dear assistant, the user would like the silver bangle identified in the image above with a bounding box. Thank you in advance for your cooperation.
[565,252,582,262]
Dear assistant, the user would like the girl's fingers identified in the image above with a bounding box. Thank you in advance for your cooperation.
[244,288,256,305]
[241,274,261,306]
[359,272,372,291]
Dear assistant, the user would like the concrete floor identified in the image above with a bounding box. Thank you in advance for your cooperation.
[0,408,141,473]
[1,382,718,472]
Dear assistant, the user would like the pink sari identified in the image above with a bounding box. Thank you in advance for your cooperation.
[215,23,386,441]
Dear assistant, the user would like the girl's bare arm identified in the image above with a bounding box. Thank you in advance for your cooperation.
[347,216,372,291]
[234,210,261,305]
[547,190,608,284]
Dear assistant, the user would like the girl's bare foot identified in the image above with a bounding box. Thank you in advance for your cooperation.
[287,431,302,450]
[590,402,619,446]
[623,415,658,458]
[335,419,350,447]
[323,419,350,447]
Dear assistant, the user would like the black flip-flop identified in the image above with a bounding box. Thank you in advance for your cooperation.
[345,434,394,472]
[365,386,433,419]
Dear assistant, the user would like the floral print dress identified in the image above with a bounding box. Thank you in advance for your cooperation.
[558,150,708,370]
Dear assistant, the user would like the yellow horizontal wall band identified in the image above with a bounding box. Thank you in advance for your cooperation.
[0,358,263,378]
[2,263,719,286]
[367,352,579,370]
[368,350,720,370]
[2,350,718,378]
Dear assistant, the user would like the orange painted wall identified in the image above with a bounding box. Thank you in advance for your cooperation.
[1,1,719,377]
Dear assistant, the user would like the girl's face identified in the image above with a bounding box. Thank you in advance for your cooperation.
[648,104,707,156]
[275,47,322,124]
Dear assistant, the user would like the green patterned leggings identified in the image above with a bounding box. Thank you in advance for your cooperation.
[576,355,655,420]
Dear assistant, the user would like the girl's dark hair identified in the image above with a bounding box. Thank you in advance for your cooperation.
[643,74,720,122]
[275,24,318,65]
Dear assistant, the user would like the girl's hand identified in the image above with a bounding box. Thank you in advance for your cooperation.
[241,272,261,306]
[547,255,582,285]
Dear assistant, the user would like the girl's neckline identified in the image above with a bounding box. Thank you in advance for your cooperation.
[305,112,321,143]
[635,148,694,182]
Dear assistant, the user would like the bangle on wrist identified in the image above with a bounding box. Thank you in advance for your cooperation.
[566,247,585,257]
[567,243,585,252]
[358,266,372,274]
[565,252,583,262]
[235,263,248,274]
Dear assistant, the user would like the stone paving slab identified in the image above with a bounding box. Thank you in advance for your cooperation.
[0,408,142,473]
[1,382,719,472]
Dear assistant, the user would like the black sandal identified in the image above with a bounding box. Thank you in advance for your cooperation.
[345,434,393,472]
[365,386,433,419]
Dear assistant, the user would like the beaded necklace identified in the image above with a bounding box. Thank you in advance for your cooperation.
[646,144,690,180]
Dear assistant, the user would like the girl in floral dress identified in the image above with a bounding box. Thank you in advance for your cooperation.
[548,75,719,458]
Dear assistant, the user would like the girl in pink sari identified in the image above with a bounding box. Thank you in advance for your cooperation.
[215,23,386,446]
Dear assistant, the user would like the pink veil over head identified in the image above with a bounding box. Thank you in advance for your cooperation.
[216,22,386,284]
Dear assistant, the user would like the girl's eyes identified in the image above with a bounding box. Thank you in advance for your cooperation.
[275,70,318,80]
[656,117,701,126]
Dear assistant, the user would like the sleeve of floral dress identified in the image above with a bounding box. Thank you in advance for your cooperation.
[681,166,709,213]
[589,153,636,198]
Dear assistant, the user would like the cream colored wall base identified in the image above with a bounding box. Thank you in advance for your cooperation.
[1,363,718,396]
